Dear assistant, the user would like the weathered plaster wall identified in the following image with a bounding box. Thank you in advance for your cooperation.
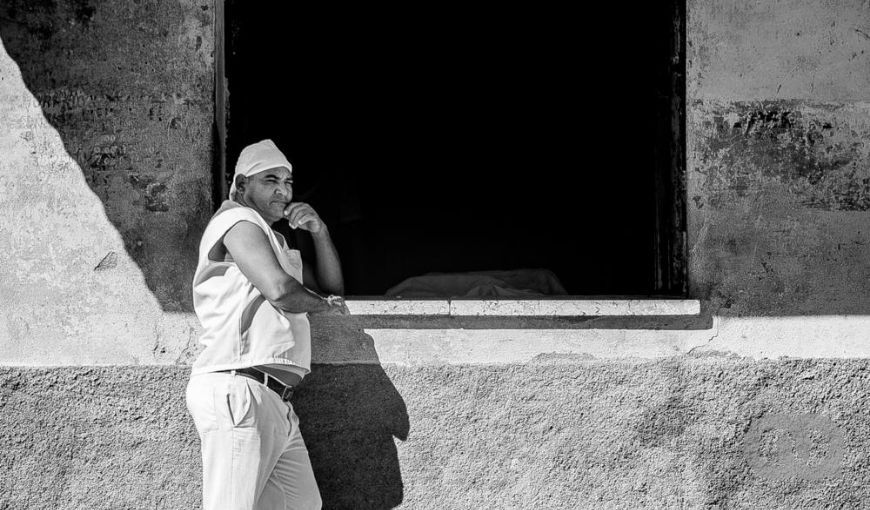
[0,0,212,363]
[3,362,869,509]
[687,0,870,315]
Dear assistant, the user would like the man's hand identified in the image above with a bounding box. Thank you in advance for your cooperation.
[283,202,323,234]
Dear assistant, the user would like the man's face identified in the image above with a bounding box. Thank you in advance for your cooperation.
[238,166,293,223]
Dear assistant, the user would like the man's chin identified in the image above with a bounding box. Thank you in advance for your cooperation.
[269,203,288,214]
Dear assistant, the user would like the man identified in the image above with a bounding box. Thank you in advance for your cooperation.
[186,139,344,510]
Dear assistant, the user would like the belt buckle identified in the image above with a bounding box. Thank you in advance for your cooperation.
[280,385,294,401]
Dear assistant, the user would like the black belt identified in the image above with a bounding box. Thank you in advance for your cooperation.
[219,367,295,401]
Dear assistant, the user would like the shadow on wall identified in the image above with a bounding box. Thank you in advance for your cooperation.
[295,365,409,509]
[294,324,410,509]
[0,1,215,312]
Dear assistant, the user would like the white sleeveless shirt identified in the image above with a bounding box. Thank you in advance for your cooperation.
[191,201,310,379]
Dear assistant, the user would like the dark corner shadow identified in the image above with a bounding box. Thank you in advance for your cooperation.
[0,3,215,312]
[294,316,409,509]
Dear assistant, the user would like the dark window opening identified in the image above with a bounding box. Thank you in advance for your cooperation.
[222,1,686,297]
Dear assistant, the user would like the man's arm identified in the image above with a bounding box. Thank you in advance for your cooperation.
[223,221,335,313]
[286,202,345,296]
[308,226,344,295]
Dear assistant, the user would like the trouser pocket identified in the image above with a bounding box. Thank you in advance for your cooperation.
[223,378,254,428]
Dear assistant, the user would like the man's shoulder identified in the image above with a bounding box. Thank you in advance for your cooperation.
[211,201,266,224]
[204,201,268,238]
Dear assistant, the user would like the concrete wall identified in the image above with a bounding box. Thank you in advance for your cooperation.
[2,0,870,509]
[4,361,870,509]
[687,0,870,316]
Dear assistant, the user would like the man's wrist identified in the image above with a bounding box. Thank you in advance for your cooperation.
[323,294,343,307]
[320,294,343,313]
[311,223,330,240]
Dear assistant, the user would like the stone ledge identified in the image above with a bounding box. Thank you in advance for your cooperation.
[343,299,450,316]
[344,298,701,317]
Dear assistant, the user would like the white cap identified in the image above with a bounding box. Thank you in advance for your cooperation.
[229,139,293,197]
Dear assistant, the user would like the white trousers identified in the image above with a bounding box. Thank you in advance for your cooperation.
[186,372,322,510]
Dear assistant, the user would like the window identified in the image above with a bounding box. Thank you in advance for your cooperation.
[218,1,686,298]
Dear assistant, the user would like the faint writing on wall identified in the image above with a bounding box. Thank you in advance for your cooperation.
[742,413,845,481]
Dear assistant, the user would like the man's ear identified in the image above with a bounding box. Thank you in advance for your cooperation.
[235,174,247,192]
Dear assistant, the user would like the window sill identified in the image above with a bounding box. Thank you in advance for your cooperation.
[343,297,700,317]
